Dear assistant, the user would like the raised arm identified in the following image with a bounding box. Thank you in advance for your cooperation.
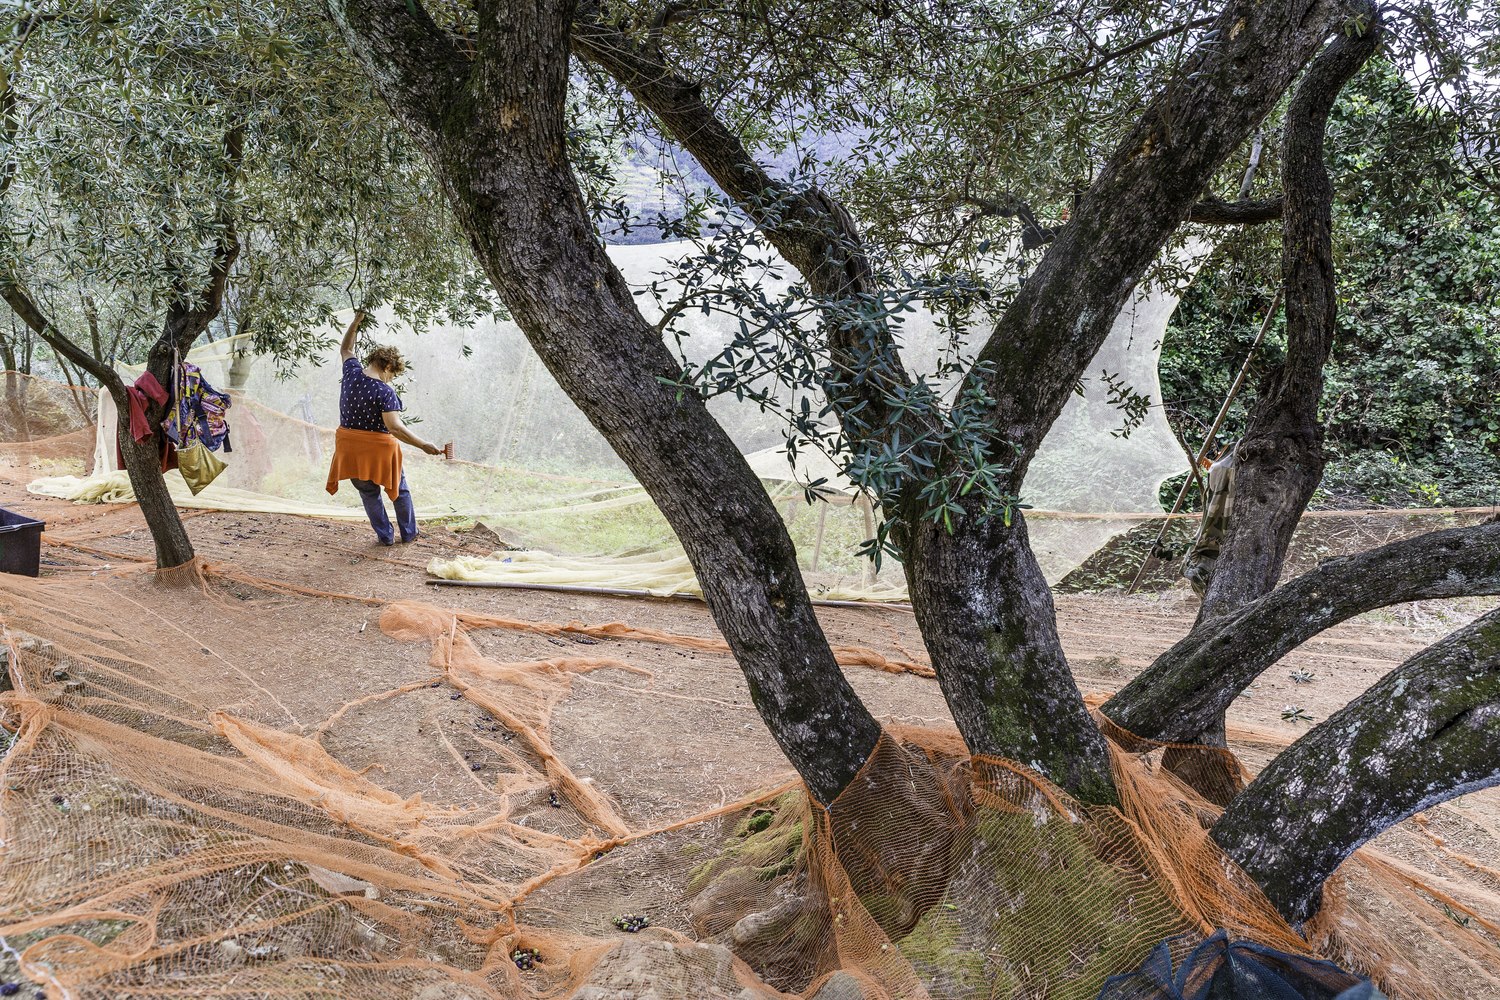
[382,409,441,454]
[339,310,368,361]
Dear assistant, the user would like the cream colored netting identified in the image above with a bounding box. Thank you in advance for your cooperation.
[26,240,1198,598]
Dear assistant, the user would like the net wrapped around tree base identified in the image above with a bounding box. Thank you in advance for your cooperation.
[1,560,1497,1000]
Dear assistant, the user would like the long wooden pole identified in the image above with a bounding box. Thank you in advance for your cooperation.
[1126,289,1283,594]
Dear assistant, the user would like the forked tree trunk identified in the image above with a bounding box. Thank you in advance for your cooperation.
[10,297,203,570]
[579,0,1352,804]
[5,275,236,570]
[1213,607,1500,924]
[119,245,243,570]
[327,0,881,805]
[904,0,1352,802]
[573,6,1117,802]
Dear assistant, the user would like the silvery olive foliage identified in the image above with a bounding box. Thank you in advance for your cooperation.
[0,2,497,383]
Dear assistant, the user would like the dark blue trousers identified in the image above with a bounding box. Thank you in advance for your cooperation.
[350,473,417,545]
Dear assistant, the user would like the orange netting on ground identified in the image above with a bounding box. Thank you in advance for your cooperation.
[3,545,1499,1000]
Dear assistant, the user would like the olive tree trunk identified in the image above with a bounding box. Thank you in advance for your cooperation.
[1,282,205,570]
[1139,15,1380,795]
[1104,518,1500,742]
[122,272,244,570]
[327,0,881,805]
[1195,16,1380,628]
[114,391,197,569]
[1213,607,1500,924]
[3,368,27,440]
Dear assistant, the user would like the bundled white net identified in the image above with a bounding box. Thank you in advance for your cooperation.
[32,240,1197,598]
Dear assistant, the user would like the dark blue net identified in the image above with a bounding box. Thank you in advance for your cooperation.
[1097,931,1385,1000]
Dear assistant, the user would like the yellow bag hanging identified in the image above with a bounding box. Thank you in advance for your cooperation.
[169,347,227,495]
[177,441,226,495]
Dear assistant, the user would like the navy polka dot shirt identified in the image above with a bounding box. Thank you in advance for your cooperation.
[339,357,402,433]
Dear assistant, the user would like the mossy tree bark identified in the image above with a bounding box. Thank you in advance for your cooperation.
[902,511,1121,801]
[1132,25,1500,910]
[1213,607,1500,924]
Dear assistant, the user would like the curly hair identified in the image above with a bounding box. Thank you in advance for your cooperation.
[363,345,407,377]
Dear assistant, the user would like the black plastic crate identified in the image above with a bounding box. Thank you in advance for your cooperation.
[0,506,44,577]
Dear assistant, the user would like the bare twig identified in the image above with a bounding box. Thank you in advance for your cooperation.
[1002,16,1217,97]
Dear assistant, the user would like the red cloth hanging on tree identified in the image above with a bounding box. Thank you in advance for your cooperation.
[114,371,178,473]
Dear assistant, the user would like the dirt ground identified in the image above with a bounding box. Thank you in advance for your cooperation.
[1,464,1497,998]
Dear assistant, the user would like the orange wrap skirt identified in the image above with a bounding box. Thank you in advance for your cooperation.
[326,426,403,501]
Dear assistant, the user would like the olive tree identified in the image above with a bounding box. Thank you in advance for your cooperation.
[0,3,490,568]
[319,0,1499,931]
